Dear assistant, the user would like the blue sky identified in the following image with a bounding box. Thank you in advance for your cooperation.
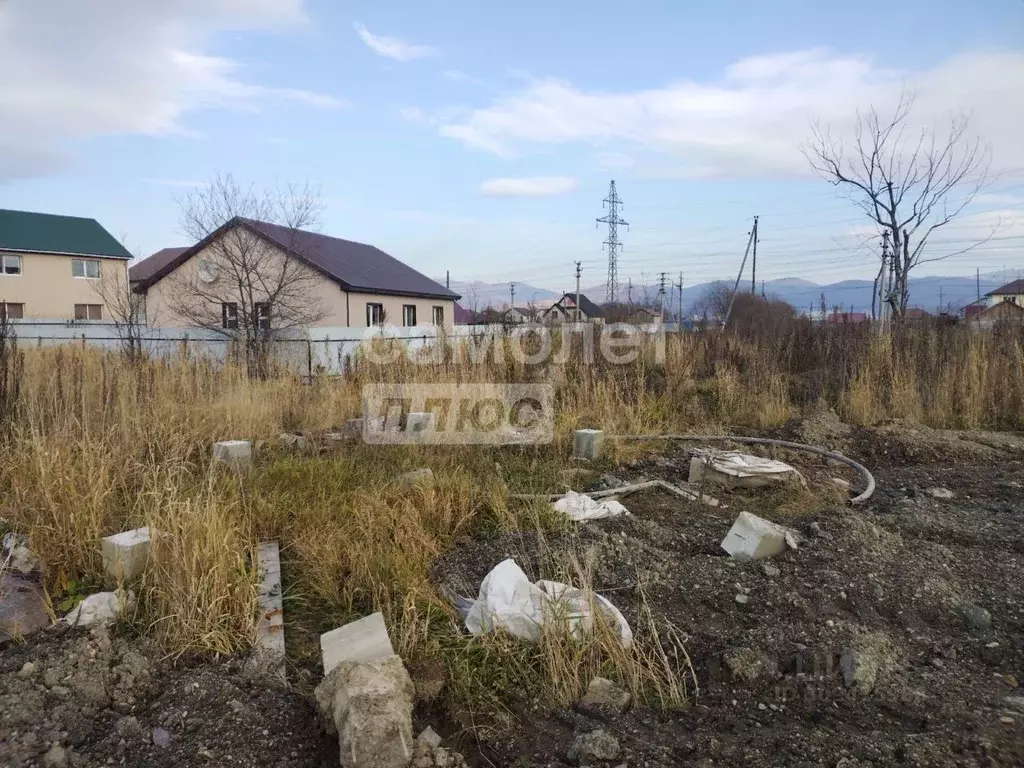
[1,0,1022,295]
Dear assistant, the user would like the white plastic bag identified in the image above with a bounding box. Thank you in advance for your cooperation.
[464,559,632,648]
[553,490,629,522]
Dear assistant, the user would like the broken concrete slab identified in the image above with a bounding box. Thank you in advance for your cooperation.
[926,487,954,499]
[256,542,285,667]
[314,655,415,768]
[2,532,41,576]
[394,468,435,491]
[579,677,631,712]
[212,440,252,471]
[63,590,133,627]
[320,612,396,676]
[572,429,604,461]
[690,451,797,490]
[101,527,150,585]
[721,511,800,561]
[279,432,313,453]
[0,572,51,644]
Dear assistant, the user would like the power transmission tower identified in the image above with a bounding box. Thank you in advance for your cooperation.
[574,261,582,324]
[597,180,629,304]
[750,215,759,293]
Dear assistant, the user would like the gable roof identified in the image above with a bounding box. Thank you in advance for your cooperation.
[988,279,1024,296]
[129,247,188,288]
[556,292,603,318]
[0,209,132,259]
[134,217,459,301]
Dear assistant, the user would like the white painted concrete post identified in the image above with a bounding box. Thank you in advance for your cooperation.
[101,527,151,585]
[572,429,604,461]
[256,542,285,663]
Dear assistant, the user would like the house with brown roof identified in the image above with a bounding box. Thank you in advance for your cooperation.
[981,278,1024,309]
[0,209,132,322]
[129,217,459,330]
[541,293,604,324]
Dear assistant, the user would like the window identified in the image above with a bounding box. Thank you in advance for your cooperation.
[254,302,271,330]
[0,303,24,320]
[221,302,239,330]
[402,304,416,327]
[432,306,444,326]
[72,259,101,279]
[366,302,384,326]
[1,255,21,276]
[74,304,102,320]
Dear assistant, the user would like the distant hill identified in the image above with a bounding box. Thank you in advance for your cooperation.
[447,271,1024,315]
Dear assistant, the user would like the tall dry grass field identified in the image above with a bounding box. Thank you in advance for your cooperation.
[0,320,1021,732]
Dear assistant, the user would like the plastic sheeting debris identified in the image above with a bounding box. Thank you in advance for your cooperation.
[690,451,797,490]
[553,490,629,521]
[464,559,632,648]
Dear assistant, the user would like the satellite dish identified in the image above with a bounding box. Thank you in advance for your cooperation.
[197,259,219,284]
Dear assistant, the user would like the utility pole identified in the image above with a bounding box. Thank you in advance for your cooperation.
[675,272,684,326]
[976,267,981,306]
[657,272,668,324]
[446,270,450,290]
[509,282,516,309]
[574,261,582,324]
[597,180,629,304]
[878,231,891,332]
[627,278,633,306]
[750,215,759,294]
[722,218,757,330]
[938,284,944,315]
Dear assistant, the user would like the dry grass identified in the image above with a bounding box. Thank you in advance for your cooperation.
[0,322,1021,732]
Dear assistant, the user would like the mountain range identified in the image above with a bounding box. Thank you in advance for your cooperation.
[444,270,1024,316]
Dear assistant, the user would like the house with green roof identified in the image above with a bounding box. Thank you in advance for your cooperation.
[0,209,132,322]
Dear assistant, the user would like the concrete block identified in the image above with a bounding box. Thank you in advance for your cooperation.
[314,655,414,768]
[721,511,798,561]
[279,432,312,454]
[394,468,435,491]
[572,429,604,461]
[256,542,285,664]
[101,527,150,585]
[212,440,252,471]
[579,676,631,712]
[404,412,436,442]
[320,612,395,675]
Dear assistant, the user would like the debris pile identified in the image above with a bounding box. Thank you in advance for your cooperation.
[689,450,798,490]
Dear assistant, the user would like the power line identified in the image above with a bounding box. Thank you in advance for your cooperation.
[597,180,629,303]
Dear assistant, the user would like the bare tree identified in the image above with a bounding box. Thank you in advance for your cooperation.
[804,91,990,320]
[93,263,148,361]
[167,175,328,375]
[692,281,733,321]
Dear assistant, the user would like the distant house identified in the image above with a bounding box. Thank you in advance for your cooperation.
[970,299,1024,329]
[452,303,474,325]
[129,217,459,329]
[823,311,869,325]
[502,305,542,324]
[981,279,1024,309]
[542,293,604,324]
[0,208,132,322]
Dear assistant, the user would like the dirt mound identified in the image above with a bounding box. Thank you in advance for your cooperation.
[434,450,1024,766]
[0,624,335,767]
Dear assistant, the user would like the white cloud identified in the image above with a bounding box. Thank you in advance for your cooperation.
[353,22,438,62]
[435,49,1024,178]
[480,177,578,197]
[442,70,484,86]
[0,0,340,181]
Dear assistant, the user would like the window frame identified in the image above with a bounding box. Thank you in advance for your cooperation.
[72,258,102,279]
[1,255,22,276]
[432,305,444,326]
[402,304,416,327]
[0,302,24,320]
[254,302,271,331]
[74,303,102,321]
[221,302,239,330]
[366,302,384,327]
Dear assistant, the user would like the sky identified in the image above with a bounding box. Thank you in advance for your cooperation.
[1,0,1023,296]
